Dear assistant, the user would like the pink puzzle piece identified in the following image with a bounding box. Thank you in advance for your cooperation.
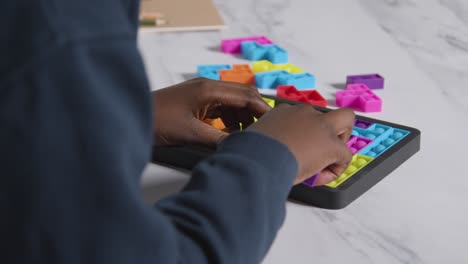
[346,136,373,154]
[336,84,382,112]
[221,36,273,54]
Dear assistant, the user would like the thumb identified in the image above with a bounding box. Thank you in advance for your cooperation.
[313,168,340,186]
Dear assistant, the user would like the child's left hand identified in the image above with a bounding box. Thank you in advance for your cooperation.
[152,78,271,146]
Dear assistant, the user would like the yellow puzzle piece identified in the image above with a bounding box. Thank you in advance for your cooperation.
[326,154,374,188]
[252,60,305,74]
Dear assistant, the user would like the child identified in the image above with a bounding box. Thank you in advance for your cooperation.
[0,0,354,263]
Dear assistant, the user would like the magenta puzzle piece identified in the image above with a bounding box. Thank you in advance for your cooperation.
[346,136,373,154]
[221,36,273,54]
[346,74,384,89]
[336,84,382,112]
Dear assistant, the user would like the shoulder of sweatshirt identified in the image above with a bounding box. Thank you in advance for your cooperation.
[0,0,139,82]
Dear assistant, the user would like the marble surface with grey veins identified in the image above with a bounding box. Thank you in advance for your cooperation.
[138,0,468,263]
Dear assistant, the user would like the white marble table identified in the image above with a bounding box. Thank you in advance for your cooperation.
[138,0,468,263]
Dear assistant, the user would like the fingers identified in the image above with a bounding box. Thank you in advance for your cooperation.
[313,169,337,186]
[297,108,354,186]
[323,108,355,143]
[220,108,241,131]
[190,120,230,147]
[312,137,353,186]
[203,81,272,118]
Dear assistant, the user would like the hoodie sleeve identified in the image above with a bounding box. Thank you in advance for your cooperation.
[0,1,298,264]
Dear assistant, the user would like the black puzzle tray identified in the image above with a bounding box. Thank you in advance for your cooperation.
[151,96,421,209]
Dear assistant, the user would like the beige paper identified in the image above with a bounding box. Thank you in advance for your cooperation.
[140,0,225,32]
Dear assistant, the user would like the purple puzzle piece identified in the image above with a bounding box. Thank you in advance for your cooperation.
[346,74,384,89]
[354,119,374,129]
[303,173,319,187]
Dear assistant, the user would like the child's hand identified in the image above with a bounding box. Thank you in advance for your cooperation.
[152,78,271,146]
[246,105,355,186]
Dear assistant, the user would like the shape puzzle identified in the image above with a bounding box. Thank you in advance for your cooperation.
[152,96,420,209]
[221,36,273,54]
[241,42,288,63]
[219,64,255,84]
[252,60,304,74]
[336,83,382,112]
[276,85,326,107]
[255,70,315,90]
[347,73,384,89]
[197,64,231,80]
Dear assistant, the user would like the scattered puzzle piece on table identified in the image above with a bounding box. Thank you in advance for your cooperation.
[279,72,316,90]
[336,83,382,112]
[219,64,255,84]
[197,64,232,80]
[254,70,285,88]
[276,85,326,107]
[221,36,273,54]
[252,60,304,74]
[241,42,288,63]
[255,71,315,90]
[346,74,384,89]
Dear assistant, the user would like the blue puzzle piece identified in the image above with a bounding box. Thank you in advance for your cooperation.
[254,70,287,88]
[277,72,315,90]
[352,123,409,158]
[362,128,410,158]
[265,45,288,64]
[241,41,288,63]
[197,64,232,80]
[241,41,268,61]
[255,70,315,89]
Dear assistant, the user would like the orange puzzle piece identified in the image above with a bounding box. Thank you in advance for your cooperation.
[203,118,226,130]
[219,64,255,84]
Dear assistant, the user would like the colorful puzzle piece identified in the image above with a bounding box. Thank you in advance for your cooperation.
[262,97,275,108]
[276,85,327,107]
[346,74,384,89]
[252,60,304,74]
[353,124,410,158]
[255,70,315,90]
[241,42,288,63]
[336,84,382,112]
[326,154,374,188]
[219,64,255,84]
[221,36,273,54]
[302,119,410,188]
[197,64,232,80]
[303,173,319,187]
[354,119,373,129]
[347,136,373,154]
[254,97,276,123]
[203,118,226,130]
[278,72,316,90]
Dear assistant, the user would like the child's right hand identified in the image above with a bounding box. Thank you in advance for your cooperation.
[246,105,355,186]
